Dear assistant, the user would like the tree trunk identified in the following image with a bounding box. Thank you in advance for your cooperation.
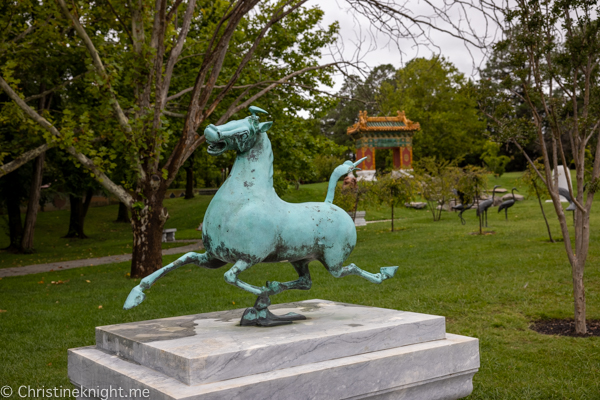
[185,166,195,199]
[63,188,93,239]
[532,181,554,243]
[21,152,46,253]
[64,195,86,238]
[115,201,130,223]
[572,259,586,334]
[130,186,169,278]
[82,187,93,219]
[391,203,394,232]
[4,171,23,251]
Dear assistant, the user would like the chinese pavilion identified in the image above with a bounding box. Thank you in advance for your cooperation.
[347,110,420,179]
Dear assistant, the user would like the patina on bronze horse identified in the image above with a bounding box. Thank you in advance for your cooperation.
[124,106,398,326]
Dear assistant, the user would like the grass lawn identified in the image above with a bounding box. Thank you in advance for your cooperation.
[1,172,599,399]
[0,196,212,268]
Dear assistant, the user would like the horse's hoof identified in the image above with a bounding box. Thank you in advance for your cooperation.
[240,307,305,327]
[380,266,399,280]
[123,285,146,310]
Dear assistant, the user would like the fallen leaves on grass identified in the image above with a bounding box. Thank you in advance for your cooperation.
[98,305,103,309]
[86,280,91,283]
[51,280,69,285]
[0,310,7,313]
[38,281,44,284]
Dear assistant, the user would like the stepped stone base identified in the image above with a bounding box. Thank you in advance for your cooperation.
[69,300,479,400]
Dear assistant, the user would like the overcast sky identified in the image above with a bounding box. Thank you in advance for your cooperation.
[304,0,496,92]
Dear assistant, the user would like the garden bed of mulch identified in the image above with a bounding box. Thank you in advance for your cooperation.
[531,319,600,337]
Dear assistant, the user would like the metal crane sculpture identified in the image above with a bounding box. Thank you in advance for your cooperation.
[558,186,576,223]
[498,187,518,220]
[123,106,399,327]
[451,189,471,225]
[457,199,476,225]
[477,185,500,227]
[558,187,576,211]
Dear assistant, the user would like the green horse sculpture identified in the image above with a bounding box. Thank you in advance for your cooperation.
[123,106,398,326]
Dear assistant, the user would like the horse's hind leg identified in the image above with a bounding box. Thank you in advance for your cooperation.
[224,260,307,327]
[322,256,398,284]
[123,252,226,310]
[264,260,312,295]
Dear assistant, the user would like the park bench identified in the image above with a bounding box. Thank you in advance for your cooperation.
[162,228,177,242]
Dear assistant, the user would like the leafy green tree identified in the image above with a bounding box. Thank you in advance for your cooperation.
[521,159,554,243]
[321,64,396,147]
[379,56,486,163]
[478,0,600,334]
[481,141,511,177]
[0,0,342,277]
[369,173,413,231]
[414,157,460,222]
[314,154,346,182]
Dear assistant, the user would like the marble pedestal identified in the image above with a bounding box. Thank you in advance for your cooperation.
[68,300,479,400]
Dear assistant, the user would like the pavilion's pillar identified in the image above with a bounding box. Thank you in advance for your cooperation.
[356,147,375,170]
[393,148,401,169]
[401,146,413,169]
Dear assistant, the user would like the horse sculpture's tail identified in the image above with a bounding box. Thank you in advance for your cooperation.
[324,157,367,203]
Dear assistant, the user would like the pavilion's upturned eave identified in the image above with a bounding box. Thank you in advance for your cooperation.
[346,110,420,137]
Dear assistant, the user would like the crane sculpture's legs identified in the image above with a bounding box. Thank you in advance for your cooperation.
[123,252,226,310]
[224,260,309,327]
[484,210,488,227]
[459,209,467,225]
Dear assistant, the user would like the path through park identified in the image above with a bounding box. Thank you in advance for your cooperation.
[0,240,203,278]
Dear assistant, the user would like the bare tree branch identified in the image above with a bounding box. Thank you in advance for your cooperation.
[54,0,145,179]
[0,143,55,178]
[166,0,185,23]
[0,74,134,205]
[24,72,87,102]
[104,0,134,45]
[163,110,186,118]
[206,0,309,116]
[223,62,343,120]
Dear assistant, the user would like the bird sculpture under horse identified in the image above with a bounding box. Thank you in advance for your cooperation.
[123,106,398,326]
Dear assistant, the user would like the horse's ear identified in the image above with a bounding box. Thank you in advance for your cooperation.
[259,121,273,132]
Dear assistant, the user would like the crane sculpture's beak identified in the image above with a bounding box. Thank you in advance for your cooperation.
[353,157,367,171]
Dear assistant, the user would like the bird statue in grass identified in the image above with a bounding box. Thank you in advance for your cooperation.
[558,187,576,211]
[452,189,475,225]
[457,199,476,225]
[477,185,500,227]
[451,189,472,225]
[498,187,518,220]
[558,187,577,223]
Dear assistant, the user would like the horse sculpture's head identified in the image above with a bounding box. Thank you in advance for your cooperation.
[204,106,273,156]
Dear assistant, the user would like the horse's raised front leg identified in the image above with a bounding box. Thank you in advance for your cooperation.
[123,252,226,310]
[224,260,307,327]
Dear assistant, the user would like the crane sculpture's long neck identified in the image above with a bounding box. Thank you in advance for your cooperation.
[492,187,497,200]
[512,189,516,200]
[221,131,275,197]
